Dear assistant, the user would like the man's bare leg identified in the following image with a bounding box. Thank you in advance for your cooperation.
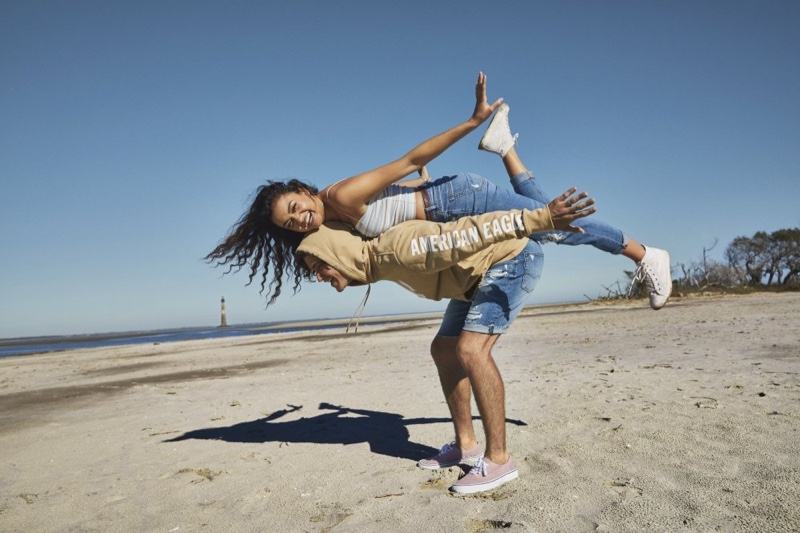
[456,331,509,465]
[430,335,478,451]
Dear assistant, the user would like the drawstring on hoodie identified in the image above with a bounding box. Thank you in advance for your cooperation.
[346,285,371,333]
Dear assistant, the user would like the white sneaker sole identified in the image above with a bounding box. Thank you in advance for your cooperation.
[449,468,519,494]
[417,453,483,470]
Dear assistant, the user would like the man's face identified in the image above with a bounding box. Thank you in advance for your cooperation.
[303,255,351,292]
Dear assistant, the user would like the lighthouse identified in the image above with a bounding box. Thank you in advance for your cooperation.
[220,297,228,327]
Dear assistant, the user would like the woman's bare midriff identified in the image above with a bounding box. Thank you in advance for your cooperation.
[413,190,427,221]
[321,189,428,226]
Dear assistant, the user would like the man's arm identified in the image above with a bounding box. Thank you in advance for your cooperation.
[376,188,595,273]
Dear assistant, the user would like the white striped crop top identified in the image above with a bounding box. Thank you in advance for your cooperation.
[354,184,418,237]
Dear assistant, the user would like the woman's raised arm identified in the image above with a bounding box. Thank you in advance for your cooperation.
[325,72,503,212]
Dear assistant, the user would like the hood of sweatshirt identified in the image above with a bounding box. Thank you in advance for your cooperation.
[296,222,370,286]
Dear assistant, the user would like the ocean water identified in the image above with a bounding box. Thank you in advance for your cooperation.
[0,322,343,359]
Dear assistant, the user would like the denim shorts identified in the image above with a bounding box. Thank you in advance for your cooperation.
[437,240,544,337]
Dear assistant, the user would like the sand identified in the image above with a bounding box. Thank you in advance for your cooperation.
[1,293,798,532]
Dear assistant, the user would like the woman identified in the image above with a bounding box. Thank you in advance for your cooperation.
[206,73,671,309]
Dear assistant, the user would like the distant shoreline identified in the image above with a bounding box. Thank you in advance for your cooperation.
[0,300,589,358]
[0,294,754,358]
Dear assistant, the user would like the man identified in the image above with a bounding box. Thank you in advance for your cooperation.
[296,187,595,494]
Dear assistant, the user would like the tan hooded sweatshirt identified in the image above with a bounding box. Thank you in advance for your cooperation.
[296,208,555,302]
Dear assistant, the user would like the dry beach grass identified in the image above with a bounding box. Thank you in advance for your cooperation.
[1,293,799,532]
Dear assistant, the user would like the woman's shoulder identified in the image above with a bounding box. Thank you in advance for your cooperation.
[321,181,355,208]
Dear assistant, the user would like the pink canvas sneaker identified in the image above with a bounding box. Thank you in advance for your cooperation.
[449,457,519,494]
[417,441,484,470]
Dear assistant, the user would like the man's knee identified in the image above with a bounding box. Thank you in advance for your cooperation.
[455,332,498,367]
[430,335,458,365]
[455,343,489,367]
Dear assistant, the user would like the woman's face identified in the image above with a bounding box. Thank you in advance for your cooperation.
[270,190,324,233]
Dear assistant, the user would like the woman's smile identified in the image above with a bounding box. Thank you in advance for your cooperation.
[271,191,324,233]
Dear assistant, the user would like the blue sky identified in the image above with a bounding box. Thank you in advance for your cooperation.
[2,1,798,338]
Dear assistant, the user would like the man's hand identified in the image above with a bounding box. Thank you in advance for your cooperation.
[548,187,596,233]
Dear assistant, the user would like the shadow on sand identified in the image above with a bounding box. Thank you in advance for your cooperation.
[165,402,528,462]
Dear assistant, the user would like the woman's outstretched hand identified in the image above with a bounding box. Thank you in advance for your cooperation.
[547,187,597,233]
[472,71,504,124]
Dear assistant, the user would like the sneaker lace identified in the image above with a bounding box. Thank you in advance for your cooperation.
[628,263,656,298]
[468,458,487,477]
[438,442,456,456]
[499,110,518,142]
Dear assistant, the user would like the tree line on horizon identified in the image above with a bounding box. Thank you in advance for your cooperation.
[602,227,800,300]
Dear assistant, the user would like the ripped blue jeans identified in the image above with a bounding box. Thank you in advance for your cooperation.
[426,172,627,336]
[422,172,628,254]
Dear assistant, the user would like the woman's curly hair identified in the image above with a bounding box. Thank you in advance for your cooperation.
[205,179,319,305]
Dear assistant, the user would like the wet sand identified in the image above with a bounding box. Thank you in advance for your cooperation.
[1,293,798,532]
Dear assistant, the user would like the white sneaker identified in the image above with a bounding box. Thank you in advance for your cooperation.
[631,247,672,310]
[478,103,518,157]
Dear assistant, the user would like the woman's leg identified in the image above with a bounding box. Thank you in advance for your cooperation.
[425,172,628,255]
[503,147,644,261]
[476,104,672,309]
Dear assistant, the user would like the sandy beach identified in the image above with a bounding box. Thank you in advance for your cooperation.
[1,293,798,532]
